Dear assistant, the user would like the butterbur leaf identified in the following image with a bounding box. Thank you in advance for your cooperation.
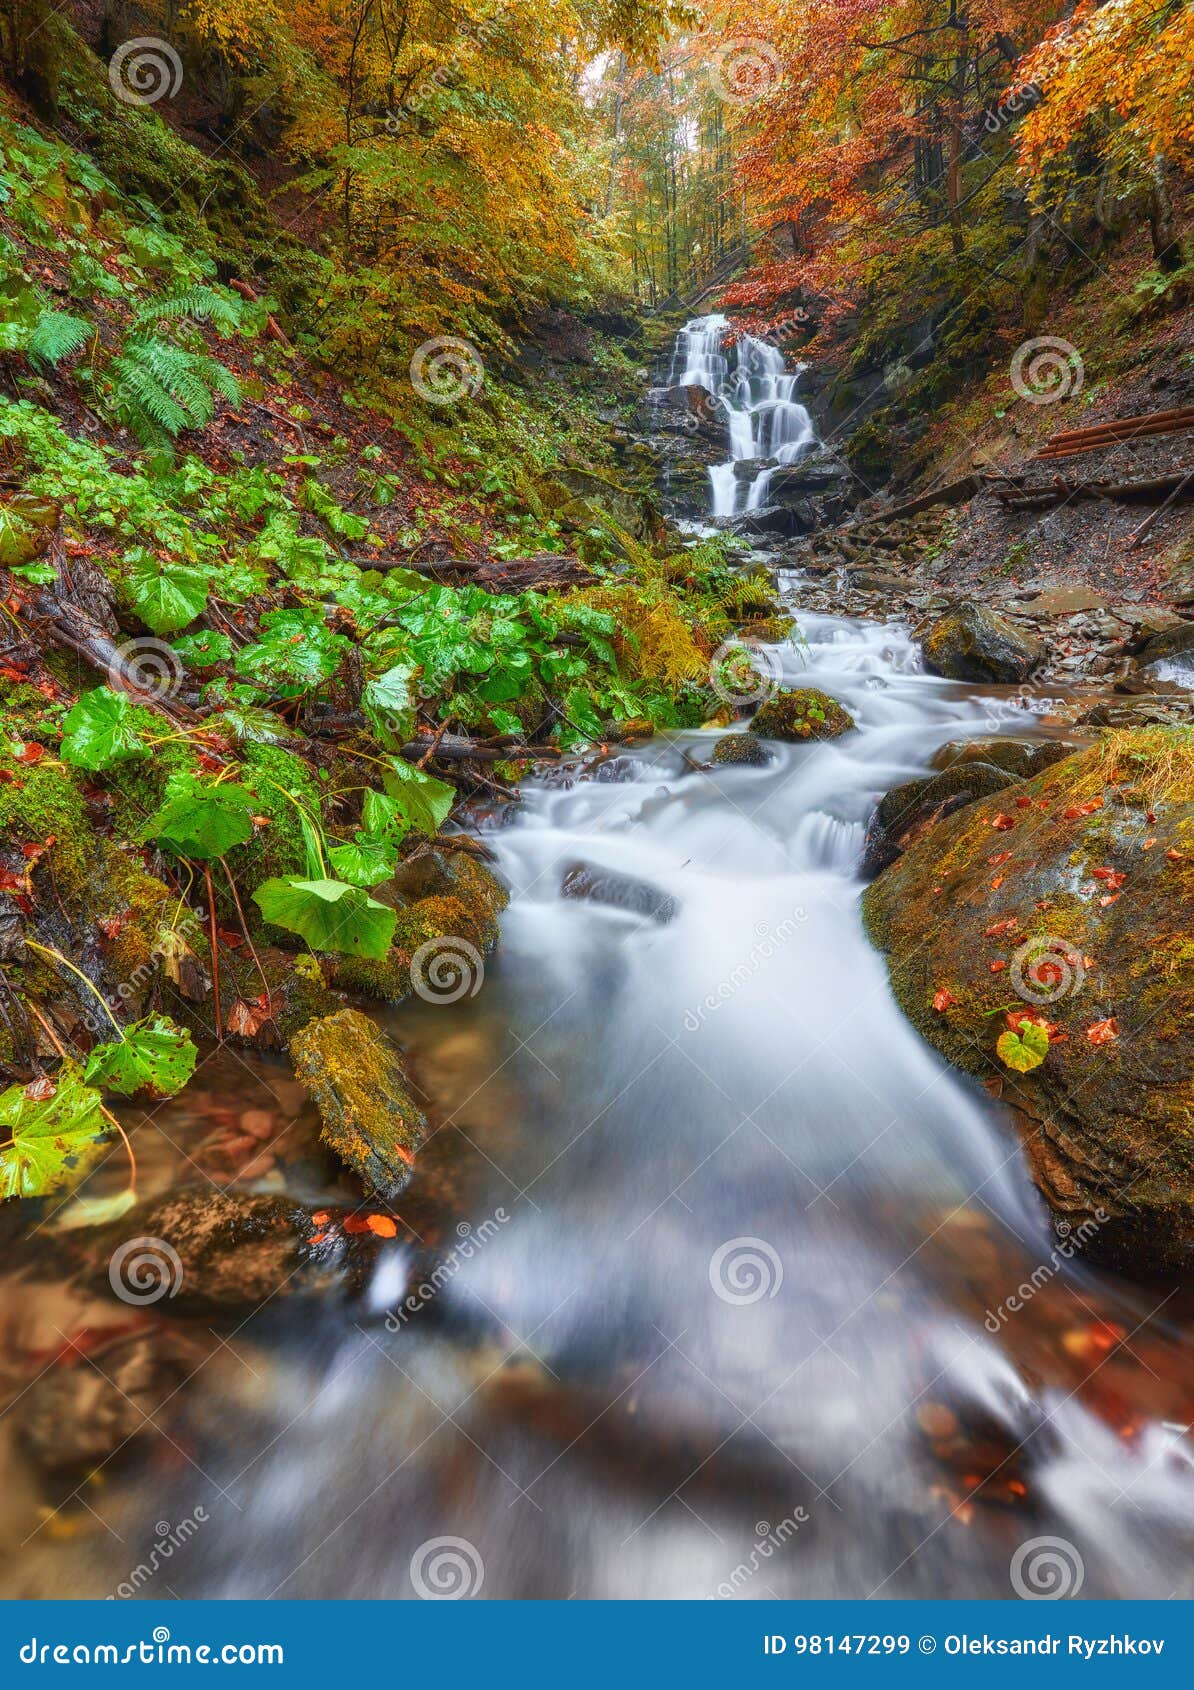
[144,777,255,859]
[0,1067,111,1201]
[84,1015,198,1098]
[381,757,455,837]
[60,688,151,770]
[362,664,417,745]
[173,629,233,667]
[126,555,211,634]
[328,833,400,888]
[252,876,397,958]
[997,1018,1050,1074]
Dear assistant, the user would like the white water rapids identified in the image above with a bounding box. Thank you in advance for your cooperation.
[669,312,816,517]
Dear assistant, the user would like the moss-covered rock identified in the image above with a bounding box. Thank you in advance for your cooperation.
[919,604,1043,685]
[738,615,796,644]
[750,688,855,743]
[288,1008,427,1199]
[711,733,773,768]
[931,737,1080,781]
[863,732,1194,1272]
[862,762,1013,876]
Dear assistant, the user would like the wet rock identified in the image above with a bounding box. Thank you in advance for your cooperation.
[931,737,1078,781]
[863,737,1194,1272]
[710,734,773,768]
[862,762,1014,876]
[919,604,1043,684]
[289,1009,427,1199]
[643,383,724,444]
[561,860,679,924]
[15,1330,190,1478]
[750,688,855,742]
[727,502,815,540]
[536,468,662,543]
[844,569,910,597]
[1136,621,1194,669]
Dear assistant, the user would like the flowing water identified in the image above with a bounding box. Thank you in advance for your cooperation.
[669,313,816,518]
[6,331,1194,1604]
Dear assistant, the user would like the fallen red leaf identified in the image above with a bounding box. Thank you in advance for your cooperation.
[15,743,45,764]
[1086,1017,1119,1045]
[988,851,1012,866]
[23,1075,56,1101]
[1167,849,1184,862]
[985,918,1020,937]
[990,960,1007,973]
[989,813,1016,831]
[932,989,957,1012]
[1015,795,1032,809]
[366,1214,398,1238]
[1142,838,1157,850]
[1091,867,1126,889]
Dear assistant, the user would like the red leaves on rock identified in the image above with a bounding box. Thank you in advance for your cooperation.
[1062,797,1103,820]
[990,960,1007,973]
[1091,867,1126,889]
[989,813,1016,831]
[1086,1018,1119,1045]
[14,742,45,764]
[366,1214,397,1238]
[985,917,1021,937]
[932,989,957,1011]
[1015,795,1033,809]
[1167,848,1184,863]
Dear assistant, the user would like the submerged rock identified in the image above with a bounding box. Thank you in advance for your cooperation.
[289,1009,427,1199]
[16,1330,190,1478]
[862,762,1014,876]
[710,734,773,768]
[919,604,1043,684]
[750,688,855,743]
[561,860,679,924]
[863,735,1194,1272]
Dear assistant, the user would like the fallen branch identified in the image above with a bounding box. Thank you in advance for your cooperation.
[399,733,562,763]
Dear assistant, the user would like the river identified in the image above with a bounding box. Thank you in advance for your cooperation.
[5,321,1194,1603]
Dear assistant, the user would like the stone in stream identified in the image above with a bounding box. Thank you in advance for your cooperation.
[863,735,1194,1273]
[560,860,679,924]
[726,502,816,539]
[861,762,1015,877]
[749,687,855,743]
[919,603,1043,684]
[710,734,773,768]
[289,1009,427,1200]
[931,737,1079,781]
[1135,620,1194,669]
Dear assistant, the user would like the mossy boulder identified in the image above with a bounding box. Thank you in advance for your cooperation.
[289,1008,427,1199]
[711,733,773,768]
[919,604,1043,684]
[861,761,1014,876]
[750,688,855,743]
[738,615,796,644]
[863,732,1194,1272]
[931,737,1079,781]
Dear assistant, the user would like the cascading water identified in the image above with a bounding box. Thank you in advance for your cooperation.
[670,312,816,518]
[20,323,1194,1605]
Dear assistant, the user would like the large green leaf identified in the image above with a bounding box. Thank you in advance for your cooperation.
[127,554,211,634]
[380,757,456,837]
[327,833,400,888]
[997,1018,1050,1074]
[0,1068,111,1201]
[60,688,151,771]
[84,1015,197,1099]
[144,776,255,859]
[362,663,417,745]
[252,876,397,958]
[234,608,349,692]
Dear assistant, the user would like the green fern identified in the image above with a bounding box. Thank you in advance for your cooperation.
[131,284,245,336]
[109,338,241,448]
[26,309,92,369]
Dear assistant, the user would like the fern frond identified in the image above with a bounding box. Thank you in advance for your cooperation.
[132,285,244,334]
[27,309,91,369]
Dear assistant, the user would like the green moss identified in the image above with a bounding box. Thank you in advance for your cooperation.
[288,1008,426,1197]
[0,750,90,900]
[750,688,855,743]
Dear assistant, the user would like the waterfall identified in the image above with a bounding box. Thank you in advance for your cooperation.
[670,312,816,519]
